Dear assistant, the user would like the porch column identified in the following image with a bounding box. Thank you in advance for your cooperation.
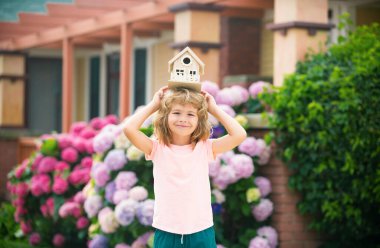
[169,3,222,84]
[62,38,73,133]
[0,52,25,127]
[268,0,333,86]
[119,23,132,118]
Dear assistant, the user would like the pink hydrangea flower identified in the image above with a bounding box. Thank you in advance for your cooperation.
[231,85,249,104]
[70,122,87,136]
[249,236,270,248]
[29,232,41,246]
[21,220,32,234]
[115,244,131,248]
[31,153,43,171]
[212,166,237,190]
[76,217,89,229]
[257,226,278,248]
[30,174,51,196]
[61,147,78,163]
[53,176,68,195]
[254,177,272,197]
[93,164,110,187]
[252,199,274,222]
[90,117,107,130]
[59,202,81,218]
[218,150,235,164]
[57,134,72,149]
[85,139,95,154]
[209,159,221,178]
[73,191,86,204]
[218,104,236,117]
[201,80,220,97]
[248,81,271,99]
[72,137,87,153]
[258,146,271,165]
[230,154,254,179]
[53,233,65,247]
[68,168,90,186]
[238,137,267,157]
[79,127,96,139]
[81,157,93,168]
[215,88,236,106]
[15,182,29,197]
[55,161,70,171]
[105,115,118,125]
[38,156,57,174]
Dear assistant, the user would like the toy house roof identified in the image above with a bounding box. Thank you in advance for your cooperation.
[168,47,205,74]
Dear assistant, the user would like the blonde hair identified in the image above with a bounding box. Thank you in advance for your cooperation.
[153,87,211,146]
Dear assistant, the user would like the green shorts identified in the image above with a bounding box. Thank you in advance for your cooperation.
[153,226,217,248]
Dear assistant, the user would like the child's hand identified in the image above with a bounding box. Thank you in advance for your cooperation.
[202,91,218,115]
[151,86,168,110]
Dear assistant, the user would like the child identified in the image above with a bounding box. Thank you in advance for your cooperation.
[123,86,247,248]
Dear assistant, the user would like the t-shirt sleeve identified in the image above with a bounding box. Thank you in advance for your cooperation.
[206,139,216,162]
[145,139,158,161]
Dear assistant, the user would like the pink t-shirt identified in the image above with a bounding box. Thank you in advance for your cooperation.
[145,138,215,234]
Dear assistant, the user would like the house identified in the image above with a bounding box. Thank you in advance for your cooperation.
[168,46,205,91]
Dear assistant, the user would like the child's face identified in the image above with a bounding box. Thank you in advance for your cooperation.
[168,103,199,140]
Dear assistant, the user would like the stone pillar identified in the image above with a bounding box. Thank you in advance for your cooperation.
[169,3,222,84]
[268,0,333,86]
[0,52,25,127]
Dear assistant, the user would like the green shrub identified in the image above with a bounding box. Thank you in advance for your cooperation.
[261,23,380,247]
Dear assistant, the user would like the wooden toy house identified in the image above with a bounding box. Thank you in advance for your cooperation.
[168,47,205,91]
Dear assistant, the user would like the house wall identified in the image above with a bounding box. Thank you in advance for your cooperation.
[151,41,173,95]
[220,17,261,83]
[260,11,274,78]
[0,139,18,201]
[356,7,380,26]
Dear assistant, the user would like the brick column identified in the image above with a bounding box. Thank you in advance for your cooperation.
[253,129,324,248]
[169,3,222,84]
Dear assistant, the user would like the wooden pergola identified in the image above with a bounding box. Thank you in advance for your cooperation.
[0,0,274,132]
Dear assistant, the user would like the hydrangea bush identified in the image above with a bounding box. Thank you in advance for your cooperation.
[7,115,118,247]
[84,81,278,248]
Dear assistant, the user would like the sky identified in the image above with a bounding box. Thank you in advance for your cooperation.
[0,0,73,22]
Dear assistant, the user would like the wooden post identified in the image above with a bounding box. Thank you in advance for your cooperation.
[119,22,132,119]
[62,38,73,133]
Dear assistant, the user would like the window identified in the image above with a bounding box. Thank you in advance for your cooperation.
[176,69,184,76]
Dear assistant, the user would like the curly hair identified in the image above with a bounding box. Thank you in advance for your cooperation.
[153,87,211,146]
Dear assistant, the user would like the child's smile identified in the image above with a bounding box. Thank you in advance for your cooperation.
[168,103,199,142]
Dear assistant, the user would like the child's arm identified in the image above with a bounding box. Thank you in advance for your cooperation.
[123,86,167,155]
[203,91,247,154]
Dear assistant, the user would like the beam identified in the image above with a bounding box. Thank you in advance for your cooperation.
[132,21,174,31]
[47,3,110,18]
[0,0,230,50]
[19,13,78,27]
[75,0,144,10]
[221,0,274,9]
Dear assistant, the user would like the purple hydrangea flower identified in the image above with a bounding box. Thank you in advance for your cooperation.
[115,199,138,226]
[230,154,254,179]
[93,132,114,154]
[257,226,278,248]
[105,181,117,203]
[84,195,103,218]
[201,80,220,97]
[249,236,270,248]
[254,177,272,197]
[136,199,155,226]
[115,171,137,190]
[252,199,274,222]
[89,234,108,248]
[104,149,127,171]
[93,163,110,187]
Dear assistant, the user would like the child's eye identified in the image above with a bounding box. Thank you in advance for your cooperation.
[172,112,180,115]
[188,114,195,117]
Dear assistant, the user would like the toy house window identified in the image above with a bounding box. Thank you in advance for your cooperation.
[182,57,191,65]
[190,71,196,75]
[176,69,184,76]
